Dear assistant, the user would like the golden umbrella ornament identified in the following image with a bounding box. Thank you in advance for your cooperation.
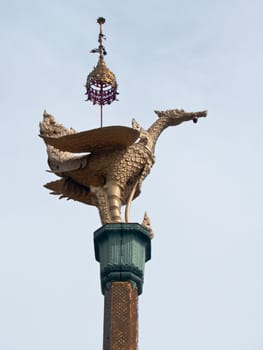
[85,17,118,127]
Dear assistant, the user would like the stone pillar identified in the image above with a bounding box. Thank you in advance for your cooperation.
[103,281,138,350]
[94,223,151,350]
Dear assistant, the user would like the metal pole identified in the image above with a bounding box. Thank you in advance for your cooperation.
[100,104,103,128]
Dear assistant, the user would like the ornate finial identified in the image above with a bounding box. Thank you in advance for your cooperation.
[142,212,154,239]
[85,17,118,127]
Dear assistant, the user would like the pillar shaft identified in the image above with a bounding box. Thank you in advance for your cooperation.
[103,282,138,350]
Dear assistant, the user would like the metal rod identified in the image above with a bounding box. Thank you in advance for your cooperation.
[100,104,103,128]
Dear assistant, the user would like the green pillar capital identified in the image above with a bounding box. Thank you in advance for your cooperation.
[94,223,151,295]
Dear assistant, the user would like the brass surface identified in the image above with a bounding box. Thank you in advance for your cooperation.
[87,58,117,89]
[103,282,138,350]
[42,126,139,153]
[40,109,207,225]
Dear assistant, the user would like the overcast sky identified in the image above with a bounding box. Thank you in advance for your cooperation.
[1,0,263,349]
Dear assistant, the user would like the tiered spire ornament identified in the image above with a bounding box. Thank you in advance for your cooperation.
[85,17,118,127]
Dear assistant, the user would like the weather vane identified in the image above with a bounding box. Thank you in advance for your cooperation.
[85,17,118,127]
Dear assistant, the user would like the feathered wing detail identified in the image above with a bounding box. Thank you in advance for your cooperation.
[39,111,85,173]
[40,108,207,225]
[45,178,98,206]
[39,111,76,138]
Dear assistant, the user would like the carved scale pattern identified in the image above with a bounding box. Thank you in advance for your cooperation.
[40,109,207,224]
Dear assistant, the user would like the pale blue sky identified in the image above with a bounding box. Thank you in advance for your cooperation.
[1,0,263,349]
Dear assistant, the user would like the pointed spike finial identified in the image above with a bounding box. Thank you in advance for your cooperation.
[96,17,107,58]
